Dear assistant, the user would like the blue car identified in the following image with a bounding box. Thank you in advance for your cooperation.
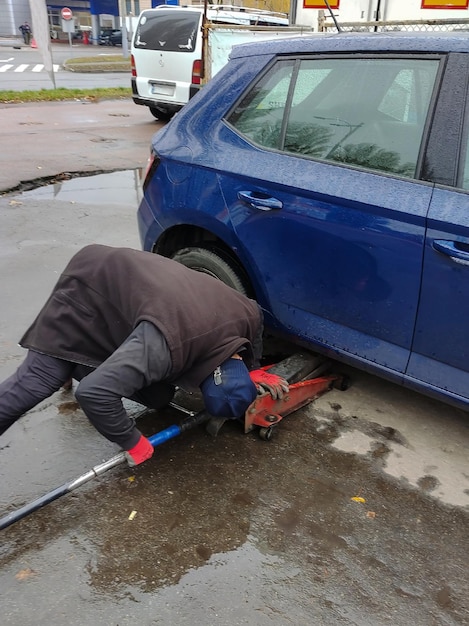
[137,32,469,411]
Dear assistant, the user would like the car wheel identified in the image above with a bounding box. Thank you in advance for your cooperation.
[149,106,173,121]
[171,247,248,295]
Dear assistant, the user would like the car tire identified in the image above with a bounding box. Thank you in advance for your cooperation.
[171,247,248,295]
[149,106,173,121]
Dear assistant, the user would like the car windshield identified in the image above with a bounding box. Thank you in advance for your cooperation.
[134,10,201,52]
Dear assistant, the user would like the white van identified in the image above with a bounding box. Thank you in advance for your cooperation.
[130,5,290,120]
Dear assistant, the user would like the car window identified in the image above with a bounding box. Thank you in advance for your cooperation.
[134,10,201,52]
[228,59,295,150]
[378,67,434,124]
[228,56,440,179]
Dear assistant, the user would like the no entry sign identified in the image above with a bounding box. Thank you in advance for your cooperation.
[61,7,73,20]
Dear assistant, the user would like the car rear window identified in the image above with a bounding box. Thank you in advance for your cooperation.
[228,55,441,179]
[134,10,201,52]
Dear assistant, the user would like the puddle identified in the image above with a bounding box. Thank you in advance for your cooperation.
[8,169,143,207]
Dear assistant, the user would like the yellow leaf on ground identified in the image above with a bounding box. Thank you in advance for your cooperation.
[351,496,366,503]
[15,568,36,581]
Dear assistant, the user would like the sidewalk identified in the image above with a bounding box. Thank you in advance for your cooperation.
[0,38,129,71]
[0,37,24,48]
[0,37,118,51]
[0,37,108,48]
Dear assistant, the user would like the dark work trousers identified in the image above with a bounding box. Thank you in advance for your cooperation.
[0,321,174,449]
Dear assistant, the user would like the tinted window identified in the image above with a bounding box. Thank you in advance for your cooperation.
[134,10,201,52]
[229,56,440,179]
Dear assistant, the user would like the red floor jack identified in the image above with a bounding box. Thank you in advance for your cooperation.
[243,353,345,440]
[202,352,345,440]
[0,353,344,530]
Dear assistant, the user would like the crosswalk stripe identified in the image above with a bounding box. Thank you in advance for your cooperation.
[0,63,61,73]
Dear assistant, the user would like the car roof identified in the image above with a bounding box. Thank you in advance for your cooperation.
[229,31,469,59]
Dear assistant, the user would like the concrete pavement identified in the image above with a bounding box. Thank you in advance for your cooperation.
[0,95,468,625]
[0,98,160,193]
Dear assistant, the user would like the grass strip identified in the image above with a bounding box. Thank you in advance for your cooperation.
[66,55,127,64]
[64,55,131,73]
[0,87,132,104]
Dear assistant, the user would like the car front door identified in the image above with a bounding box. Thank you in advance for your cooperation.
[219,53,442,374]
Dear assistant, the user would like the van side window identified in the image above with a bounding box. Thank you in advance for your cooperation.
[134,10,200,52]
[228,56,440,179]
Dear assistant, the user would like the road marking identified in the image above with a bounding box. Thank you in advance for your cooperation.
[0,64,60,73]
[0,57,14,63]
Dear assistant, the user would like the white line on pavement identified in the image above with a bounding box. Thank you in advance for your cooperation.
[0,63,60,73]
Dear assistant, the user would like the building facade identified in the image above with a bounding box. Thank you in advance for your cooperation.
[296,0,469,28]
[0,0,153,38]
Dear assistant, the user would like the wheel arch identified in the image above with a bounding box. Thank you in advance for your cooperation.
[152,224,258,299]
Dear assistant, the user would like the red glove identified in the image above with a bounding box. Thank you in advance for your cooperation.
[249,369,289,400]
[125,435,154,467]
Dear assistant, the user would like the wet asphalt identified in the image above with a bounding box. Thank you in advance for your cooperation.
[0,100,468,626]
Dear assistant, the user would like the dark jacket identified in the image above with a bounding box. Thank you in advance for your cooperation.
[20,245,262,389]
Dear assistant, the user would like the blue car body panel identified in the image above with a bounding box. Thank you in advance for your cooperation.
[137,33,469,410]
[215,130,432,372]
[407,186,469,398]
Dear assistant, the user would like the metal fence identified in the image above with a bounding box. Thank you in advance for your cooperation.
[319,17,469,33]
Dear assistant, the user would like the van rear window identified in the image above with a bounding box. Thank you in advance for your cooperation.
[134,10,201,52]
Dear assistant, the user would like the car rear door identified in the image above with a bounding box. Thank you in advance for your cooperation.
[406,53,469,402]
[220,53,443,375]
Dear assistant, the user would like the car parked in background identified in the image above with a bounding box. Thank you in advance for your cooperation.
[99,28,122,46]
[137,32,469,411]
[109,29,123,46]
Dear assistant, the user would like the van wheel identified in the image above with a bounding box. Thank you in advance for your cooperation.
[171,247,248,295]
[149,106,172,121]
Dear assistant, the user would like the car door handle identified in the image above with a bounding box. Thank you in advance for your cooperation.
[433,239,469,263]
[238,190,283,211]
